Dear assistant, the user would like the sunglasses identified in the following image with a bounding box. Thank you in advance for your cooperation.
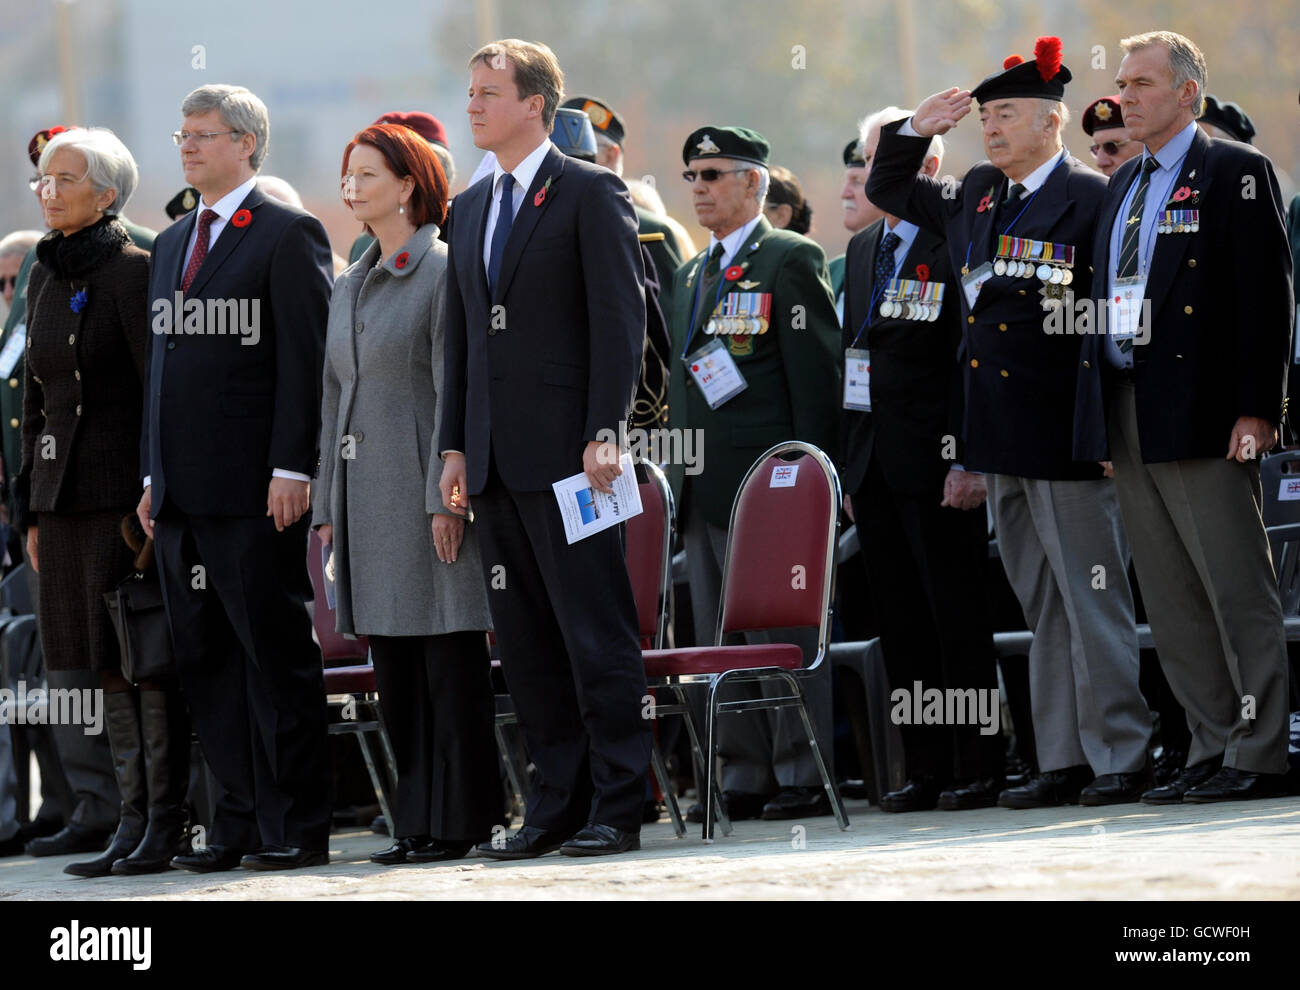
[0,275,17,292]
[1089,138,1132,157]
[682,167,748,184]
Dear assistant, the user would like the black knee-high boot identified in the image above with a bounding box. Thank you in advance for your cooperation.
[112,685,191,874]
[65,692,145,878]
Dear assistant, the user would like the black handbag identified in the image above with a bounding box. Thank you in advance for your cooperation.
[103,516,175,684]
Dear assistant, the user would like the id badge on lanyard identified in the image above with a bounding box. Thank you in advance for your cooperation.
[684,338,748,409]
[961,262,994,310]
[1109,276,1147,345]
[843,348,871,411]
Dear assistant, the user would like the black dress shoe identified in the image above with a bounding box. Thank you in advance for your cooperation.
[1079,769,1152,806]
[1152,748,1188,787]
[997,765,1092,808]
[407,840,474,863]
[170,845,248,873]
[24,824,112,858]
[559,823,640,857]
[1183,766,1287,803]
[1141,758,1221,804]
[685,790,769,823]
[240,846,329,870]
[17,818,63,843]
[476,824,568,861]
[938,776,1004,810]
[880,776,942,813]
[761,786,832,820]
[369,836,431,865]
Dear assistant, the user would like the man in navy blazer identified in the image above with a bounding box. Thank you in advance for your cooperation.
[1074,32,1294,804]
[868,38,1155,810]
[137,85,333,871]
[438,40,650,858]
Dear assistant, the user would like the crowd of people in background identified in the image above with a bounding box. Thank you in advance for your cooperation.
[0,27,1297,877]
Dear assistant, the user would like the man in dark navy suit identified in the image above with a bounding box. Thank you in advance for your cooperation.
[1075,32,1293,804]
[438,39,650,858]
[842,106,1003,812]
[869,38,1155,810]
[138,84,333,872]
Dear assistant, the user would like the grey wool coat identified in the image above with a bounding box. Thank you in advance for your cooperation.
[311,224,490,636]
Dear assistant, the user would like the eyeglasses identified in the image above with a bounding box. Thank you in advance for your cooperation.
[682,167,749,184]
[172,130,241,146]
[1089,138,1132,157]
[0,275,18,292]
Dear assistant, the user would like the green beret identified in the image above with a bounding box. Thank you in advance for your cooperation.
[682,125,770,167]
[843,138,866,168]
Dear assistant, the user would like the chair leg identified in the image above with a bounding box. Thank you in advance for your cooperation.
[650,742,684,837]
[672,685,731,836]
[370,699,399,796]
[354,727,395,833]
[494,716,527,815]
[784,671,850,831]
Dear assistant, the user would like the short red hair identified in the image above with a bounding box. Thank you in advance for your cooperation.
[341,122,448,232]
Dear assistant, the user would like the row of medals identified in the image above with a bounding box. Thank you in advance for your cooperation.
[880,297,941,321]
[706,316,767,335]
[1158,219,1199,233]
[993,258,1074,284]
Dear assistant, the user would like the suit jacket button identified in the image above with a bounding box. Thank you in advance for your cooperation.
[1188,259,1197,268]
[1184,305,1193,314]
[68,334,75,345]
[998,323,1008,331]
[75,404,82,416]
[488,328,497,336]
[1176,353,1184,359]
[1083,360,1091,369]
[970,359,979,368]
[74,370,80,380]
[167,341,176,350]
[8,418,16,429]
[1000,369,1009,377]
[967,316,975,324]
[355,322,364,333]
[1018,289,1026,296]
[7,378,15,388]
[354,431,365,443]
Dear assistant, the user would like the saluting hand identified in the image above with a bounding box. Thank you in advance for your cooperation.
[911,87,973,138]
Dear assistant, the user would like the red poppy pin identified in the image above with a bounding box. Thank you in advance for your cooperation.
[231,208,251,228]
[534,175,553,207]
[976,194,993,213]
[724,265,745,281]
[915,263,931,284]
[1171,186,1191,203]
[394,252,409,269]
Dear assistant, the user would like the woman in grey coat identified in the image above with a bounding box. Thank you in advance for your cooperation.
[313,123,498,864]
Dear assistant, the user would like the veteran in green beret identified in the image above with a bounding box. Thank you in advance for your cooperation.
[666,124,841,822]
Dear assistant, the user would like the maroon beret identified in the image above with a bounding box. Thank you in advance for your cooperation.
[372,111,448,149]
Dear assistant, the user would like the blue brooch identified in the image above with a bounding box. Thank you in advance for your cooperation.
[69,288,88,313]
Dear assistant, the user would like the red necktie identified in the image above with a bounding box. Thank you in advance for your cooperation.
[180,209,219,294]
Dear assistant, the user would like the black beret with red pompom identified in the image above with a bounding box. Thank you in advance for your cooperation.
[972,36,1072,104]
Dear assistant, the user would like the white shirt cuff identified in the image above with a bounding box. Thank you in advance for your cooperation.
[273,469,311,482]
[143,476,151,489]
[898,118,921,138]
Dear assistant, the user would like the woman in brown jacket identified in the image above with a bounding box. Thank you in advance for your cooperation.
[20,127,189,878]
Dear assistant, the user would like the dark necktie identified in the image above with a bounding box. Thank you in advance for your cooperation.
[180,209,218,294]
[874,230,901,299]
[487,173,516,295]
[1116,157,1161,280]
[694,242,726,331]
[997,184,1027,233]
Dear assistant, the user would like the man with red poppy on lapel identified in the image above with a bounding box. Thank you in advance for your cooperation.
[869,38,1157,809]
[437,40,651,857]
[664,125,841,823]
[840,106,1005,812]
[138,84,334,871]
[1074,32,1295,804]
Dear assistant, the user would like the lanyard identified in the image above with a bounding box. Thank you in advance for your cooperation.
[682,249,733,359]
[963,153,1067,268]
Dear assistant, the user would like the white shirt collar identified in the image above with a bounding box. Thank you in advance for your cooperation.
[707,214,763,268]
[1014,147,1067,196]
[198,175,258,220]
[1147,119,1198,173]
[492,138,553,199]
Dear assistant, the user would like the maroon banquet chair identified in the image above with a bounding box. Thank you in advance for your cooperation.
[642,441,850,841]
[307,530,397,830]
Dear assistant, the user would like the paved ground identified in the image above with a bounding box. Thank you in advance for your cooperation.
[3,797,1299,899]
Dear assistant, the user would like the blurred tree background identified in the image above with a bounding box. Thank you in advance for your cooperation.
[1,0,1296,262]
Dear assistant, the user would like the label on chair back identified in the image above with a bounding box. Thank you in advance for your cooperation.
[769,464,799,488]
[1278,478,1300,502]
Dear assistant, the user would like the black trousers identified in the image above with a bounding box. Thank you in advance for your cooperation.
[473,455,652,834]
[153,506,331,851]
[853,456,1003,782]
[369,631,501,842]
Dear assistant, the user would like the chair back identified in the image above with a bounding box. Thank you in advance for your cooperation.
[626,461,675,650]
[307,530,369,666]
[1260,450,1300,527]
[717,442,841,668]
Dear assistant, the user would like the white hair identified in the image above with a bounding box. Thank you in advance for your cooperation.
[0,230,42,260]
[859,105,944,167]
[752,164,770,207]
[1035,100,1070,130]
[38,127,138,214]
[256,174,302,208]
[181,84,271,171]
[624,177,666,215]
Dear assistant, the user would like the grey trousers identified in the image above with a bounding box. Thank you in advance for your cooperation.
[1109,384,1290,773]
[44,668,117,831]
[684,504,833,794]
[987,473,1152,774]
